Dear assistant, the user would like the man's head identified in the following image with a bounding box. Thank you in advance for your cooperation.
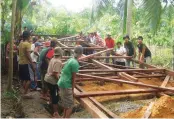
[32,37,38,43]
[54,47,63,57]
[107,34,111,39]
[137,36,143,44]
[116,42,122,48]
[24,26,27,31]
[74,45,83,59]
[123,35,130,43]
[44,41,50,47]
[50,39,57,48]
[22,31,31,41]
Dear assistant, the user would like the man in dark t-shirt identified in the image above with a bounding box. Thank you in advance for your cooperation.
[123,35,136,67]
[137,36,151,68]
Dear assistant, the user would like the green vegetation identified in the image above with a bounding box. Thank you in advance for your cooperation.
[1,0,174,69]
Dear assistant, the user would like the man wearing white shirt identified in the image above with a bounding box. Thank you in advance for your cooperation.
[115,42,126,66]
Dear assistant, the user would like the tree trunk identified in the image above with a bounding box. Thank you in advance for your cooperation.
[172,27,174,70]
[123,0,128,35]
[126,0,133,37]
[7,0,17,92]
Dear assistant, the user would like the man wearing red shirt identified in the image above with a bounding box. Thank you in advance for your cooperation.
[105,34,115,63]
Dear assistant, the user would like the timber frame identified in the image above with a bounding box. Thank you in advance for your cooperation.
[47,35,174,118]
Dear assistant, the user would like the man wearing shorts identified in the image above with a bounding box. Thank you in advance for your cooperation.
[18,31,35,97]
[58,45,83,118]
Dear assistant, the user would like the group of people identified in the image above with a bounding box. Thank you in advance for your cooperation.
[9,27,152,118]
[17,30,83,118]
[80,32,151,68]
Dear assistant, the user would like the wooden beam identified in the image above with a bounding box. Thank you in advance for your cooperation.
[103,63,136,69]
[161,75,171,87]
[75,85,119,118]
[74,88,109,118]
[77,73,174,92]
[74,89,160,98]
[92,60,114,70]
[119,72,138,82]
[60,47,106,50]
[93,56,132,59]
[78,68,164,73]
[142,102,155,119]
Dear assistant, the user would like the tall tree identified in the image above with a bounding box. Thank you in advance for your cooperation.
[126,0,133,37]
[7,0,17,91]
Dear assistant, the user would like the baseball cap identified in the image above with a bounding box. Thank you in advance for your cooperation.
[35,42,42,47]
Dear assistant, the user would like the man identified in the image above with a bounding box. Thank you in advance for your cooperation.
[58,45,83,118]
[123,35,136,67]
[105,34,115,63]
[40,39,57,100]
[115,42,126,66]
[18,31,35,97]
[137,36,151,68]
[94,32,105,47]
[30,42,42,90]
[44,47,63,118]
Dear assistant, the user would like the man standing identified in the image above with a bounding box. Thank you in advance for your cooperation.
[40,39,57,100]
[115,42,126,66]
[123,35,136,67]
[18,31,35,97]
[137,36,151,68]
[105,34,115,63]
[58,45,83,118]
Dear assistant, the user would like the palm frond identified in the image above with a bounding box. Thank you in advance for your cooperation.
[142,0,162,35]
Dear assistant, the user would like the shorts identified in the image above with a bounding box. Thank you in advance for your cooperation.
[59,88,74,108]
[19,64,34,81]
[46,82,60,104]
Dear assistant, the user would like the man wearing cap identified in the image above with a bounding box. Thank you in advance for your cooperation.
[44,47,63,118]
[30,41,42,90]
[123,35,136,67]
[137,36,151,68]
[58,45,83,118]
[18,31,35,97]
[40,39,57,100]
[105,34,115,63]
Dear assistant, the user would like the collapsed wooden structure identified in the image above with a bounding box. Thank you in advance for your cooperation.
[55,35,174,118]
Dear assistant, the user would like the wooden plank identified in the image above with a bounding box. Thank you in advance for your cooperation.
[78,68,164,73]
[77,73,174,92]
[92,60,114,70]
[161,75,170,87]
[74,88,109,118]
[74,89,160,98]
[61,47,106,50]
[142,102,155,119]
[93,56,132,59]
[75,85,119,118]
[119,72,138,82]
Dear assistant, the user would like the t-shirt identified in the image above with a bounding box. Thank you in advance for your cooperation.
[124,41,134,56]
[44,58,62,85]
[105,38,115,48]
[18,41,31,64]
[31,44,35,51]
[115,46,126,62]
[58,58,79,88]
[30,46,40,63]
[39,47,49,62]
[46,48,54,59]
[137,43,151,58]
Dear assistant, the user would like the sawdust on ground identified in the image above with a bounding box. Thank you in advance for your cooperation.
[81,78,174,102]
[120,95,174,118]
